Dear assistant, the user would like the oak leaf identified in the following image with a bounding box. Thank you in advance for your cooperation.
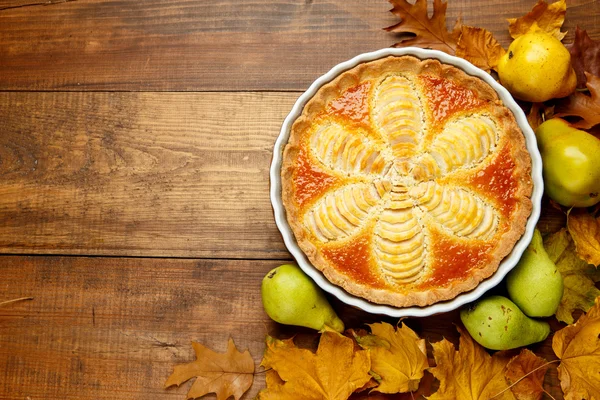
[164,338,254,400]
[455,26,505,73]
[554,73,600,129]
[355,322,428,394]
[568,210,600,266]
[566,27,600,88]
[428,326,516,399]
[258,331,371,400]
[544,228,600,324]
[552,296,600,400]
[505,349,550,400]
[507,0,567,41]
[385,0,461,54]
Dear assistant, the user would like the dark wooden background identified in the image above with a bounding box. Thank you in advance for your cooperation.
[1,1,599,398]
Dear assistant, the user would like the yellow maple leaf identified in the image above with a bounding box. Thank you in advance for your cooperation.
[355,322,428,394]
[455,26,505,73]
[568,210,600,267]
[553,296,600,400]
[507,0,567,41]
[505,349,550,400]
[544,229,600,324]
[428,326,516,400]
[258,331,371,400]
[164,338,254,400]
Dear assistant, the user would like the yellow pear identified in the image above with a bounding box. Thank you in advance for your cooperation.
[498,28,576,102]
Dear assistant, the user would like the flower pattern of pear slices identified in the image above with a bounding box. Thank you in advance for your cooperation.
[372,75,423,158]
[310,122,390,176]
[374,191,426,284]
[411,182,498,239]
[412,115,498,180]
[301,74,504,287]
[305,181,391,242]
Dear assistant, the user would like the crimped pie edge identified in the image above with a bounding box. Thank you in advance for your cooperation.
[281,55,533,307]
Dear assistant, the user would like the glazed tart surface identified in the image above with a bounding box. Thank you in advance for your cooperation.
[281,56,533,307]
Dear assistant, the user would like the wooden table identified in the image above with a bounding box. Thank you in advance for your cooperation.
[1,1,598,398]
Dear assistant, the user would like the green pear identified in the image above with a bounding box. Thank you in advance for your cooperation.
[506,229,564,317]
[460,296,550,350]
[261,264,344,332]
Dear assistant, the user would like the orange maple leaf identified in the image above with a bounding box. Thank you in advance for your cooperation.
[505,349,550,400]
[258,331,371,400]
[552,296,600,400]
[554,73,600,129]
[385,0,461,54]
[507,0,567,40]
[428,326,516,400]
[455,26,505,73]
[164,338,254,400]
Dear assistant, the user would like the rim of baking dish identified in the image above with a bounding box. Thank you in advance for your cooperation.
[269,47,543,318]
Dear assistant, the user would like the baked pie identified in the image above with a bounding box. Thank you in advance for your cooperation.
[281,56,533,307]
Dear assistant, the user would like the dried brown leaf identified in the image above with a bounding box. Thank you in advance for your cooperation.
[568,210,600,266]
[386,0,461,54]
[455,26,505,73]
[527,103,554,131]
[566,27,600,88]
[555,73,600,129]
[507,0,567,40]
[164,338,254,400]
[505,349,549,400]
[552,296,600,400]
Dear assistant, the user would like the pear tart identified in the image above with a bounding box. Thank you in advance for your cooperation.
[281,56,533,307]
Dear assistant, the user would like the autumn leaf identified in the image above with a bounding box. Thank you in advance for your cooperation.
[507,0,567,41]
[553,296,600,400]
[355,322,428,394]
[258,331,371,400]
[566,27,600,88]
[554,73,600,129]
[505,349,550,400]
[544,229,600,324]
[164,338,254,400]
[526,103,554,131]
[428,326,516,400]
[568,210,600,266]
[385,0,461,54]
[455,26,505,73]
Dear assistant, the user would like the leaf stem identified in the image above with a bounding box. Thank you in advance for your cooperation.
[254,368,272,375]
[0,297,33,307]
[489,359,560,399]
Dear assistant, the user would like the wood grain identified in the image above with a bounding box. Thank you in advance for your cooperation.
[0,255,563,399]
[0,0,597,91]
[0,91,295,258]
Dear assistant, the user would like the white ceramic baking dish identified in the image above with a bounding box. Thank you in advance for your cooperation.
[270,47,543,318]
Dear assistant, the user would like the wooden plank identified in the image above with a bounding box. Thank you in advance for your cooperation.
[0,91,295,258]
[0,255,563,399]
[1,0,597,91]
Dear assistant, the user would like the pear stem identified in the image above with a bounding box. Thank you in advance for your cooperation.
[489,359,560,399]
[0,297,33,307]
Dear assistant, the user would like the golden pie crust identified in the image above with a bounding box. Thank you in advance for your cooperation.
[281,56,533,307]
